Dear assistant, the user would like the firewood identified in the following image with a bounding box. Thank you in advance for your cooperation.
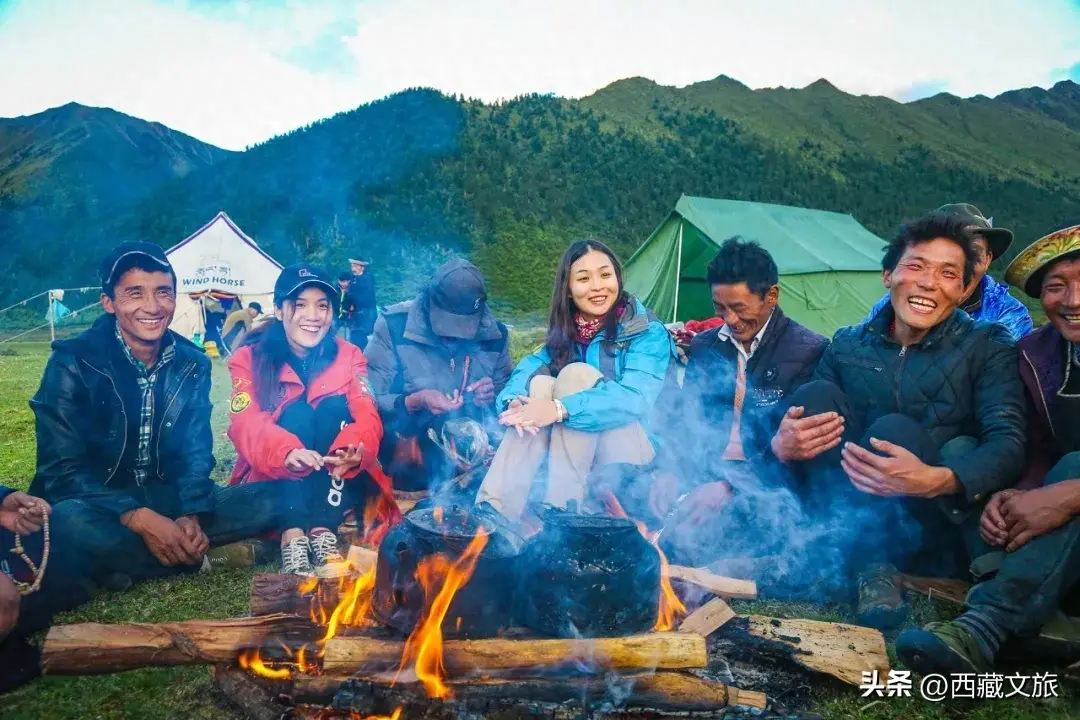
[41,614,314,675]
[211,666,291,720]
[678,597,736,636]
[322,632,707,674]
[894,573,971,605]
[249,573,350,617]
[667,566,758,599]
[290,670,765,711]
[719,616,888,686]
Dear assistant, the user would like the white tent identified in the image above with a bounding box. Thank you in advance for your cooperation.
[166,212,283,340]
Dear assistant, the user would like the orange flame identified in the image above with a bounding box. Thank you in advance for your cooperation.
[433,506,445,525]
[238,648,292,680]
[319,564,377,651]
[397,530,489,699]
[597,489,686,631]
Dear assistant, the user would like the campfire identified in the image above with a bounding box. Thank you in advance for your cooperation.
[39,495,895,719]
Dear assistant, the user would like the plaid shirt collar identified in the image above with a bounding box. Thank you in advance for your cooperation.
[115,325,175,485]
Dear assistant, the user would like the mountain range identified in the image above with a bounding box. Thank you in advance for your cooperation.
[2,76,1079,315]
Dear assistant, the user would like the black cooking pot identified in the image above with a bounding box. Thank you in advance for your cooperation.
[371,505,522,638]
[516,508,661,638]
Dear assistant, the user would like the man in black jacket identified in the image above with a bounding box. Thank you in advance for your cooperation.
[773,213,1026,629]
[28,242,286,586]
[656,238,830,569]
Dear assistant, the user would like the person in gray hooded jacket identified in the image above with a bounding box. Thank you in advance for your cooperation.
[365,259,513,491]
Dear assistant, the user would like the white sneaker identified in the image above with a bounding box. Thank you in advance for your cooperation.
[281,536,314,576]
[309,530,350,578]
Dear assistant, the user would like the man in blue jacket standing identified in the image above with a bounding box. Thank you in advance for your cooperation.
[862,203,1032,341]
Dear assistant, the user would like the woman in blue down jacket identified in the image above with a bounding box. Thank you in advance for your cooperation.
[473,239,675,523]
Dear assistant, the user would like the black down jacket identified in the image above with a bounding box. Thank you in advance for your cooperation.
[28,314,216,517]
[814,305,1026,506]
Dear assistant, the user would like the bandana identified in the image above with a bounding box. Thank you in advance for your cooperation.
[574,301,626,344]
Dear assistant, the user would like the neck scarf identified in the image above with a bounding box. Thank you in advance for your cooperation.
[574,301,626,344]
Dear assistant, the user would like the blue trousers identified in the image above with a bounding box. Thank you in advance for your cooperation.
[965,451,1080,639]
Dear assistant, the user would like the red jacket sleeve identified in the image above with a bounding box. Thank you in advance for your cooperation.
[328,344,385,480]
[226,347,307,481]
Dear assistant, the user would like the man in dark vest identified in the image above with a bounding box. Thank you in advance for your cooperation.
[655,237,830,571]
[365,259,513,492]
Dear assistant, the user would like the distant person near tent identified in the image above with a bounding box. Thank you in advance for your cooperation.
[220,301,262,355]
[861,203,1033,341]
[347,257,378,350]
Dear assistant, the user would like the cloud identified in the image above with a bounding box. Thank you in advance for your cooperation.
[894,81,949,103]
[0,0,1078,149]
[1070,62,1080,81]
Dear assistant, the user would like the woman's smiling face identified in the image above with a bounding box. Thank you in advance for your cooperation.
[569,249,620,320]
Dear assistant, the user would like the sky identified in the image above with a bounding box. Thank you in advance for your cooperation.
[0,0,1078,151]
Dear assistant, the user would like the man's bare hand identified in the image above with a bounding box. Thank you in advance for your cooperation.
[0,492,51,536]
[980,489,1021,547]
[679,482,733,526]
[0,573,19,637]
[840,439,957,498]
[1001,484,1077,552]
[770,406,844,462]
[124,508,202,567]
[406,389,465,416]
[466,377,496,407]
[176,515,209,559]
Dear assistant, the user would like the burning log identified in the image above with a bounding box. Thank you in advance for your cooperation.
[288,671,767,712]
[211,666,291,720]
[322,632,707,675]
[667,565,758,599]
[679,597,736,637]
[716,616,889,686]
[41,614,314,675]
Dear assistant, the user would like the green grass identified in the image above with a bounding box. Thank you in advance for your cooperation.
[3,340,1079,718]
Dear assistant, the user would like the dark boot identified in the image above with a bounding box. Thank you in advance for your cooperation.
[896,621,993,675]
[856,564,909,631]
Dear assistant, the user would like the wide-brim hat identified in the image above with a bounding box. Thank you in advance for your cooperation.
[1005,224,1080,298]
[937,203,1013,259]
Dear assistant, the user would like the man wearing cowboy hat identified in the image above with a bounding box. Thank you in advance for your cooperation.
[898,224,1080,675]
[863,203,1033,341]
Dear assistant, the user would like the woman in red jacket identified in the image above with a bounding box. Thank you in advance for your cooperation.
[227,263,395,576]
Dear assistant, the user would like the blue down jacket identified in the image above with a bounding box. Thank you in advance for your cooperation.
[863,274,1033,342]
[498,297,676,439]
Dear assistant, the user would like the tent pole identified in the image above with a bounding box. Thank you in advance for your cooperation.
[672,222,684,323]
[48,292,55,342]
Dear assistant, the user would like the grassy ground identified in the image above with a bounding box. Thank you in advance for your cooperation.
[2,340,1078,718]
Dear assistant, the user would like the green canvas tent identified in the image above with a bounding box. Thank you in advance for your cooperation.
[624,195,889,337]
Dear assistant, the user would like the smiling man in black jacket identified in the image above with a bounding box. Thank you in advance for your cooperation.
[774,213,1027,629]
[28,242,286,586]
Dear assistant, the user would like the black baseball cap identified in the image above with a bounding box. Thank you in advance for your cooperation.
[99,241,173,293]
[937,203,1013,259]
[274,263,339,311]
[428,258,488,339]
